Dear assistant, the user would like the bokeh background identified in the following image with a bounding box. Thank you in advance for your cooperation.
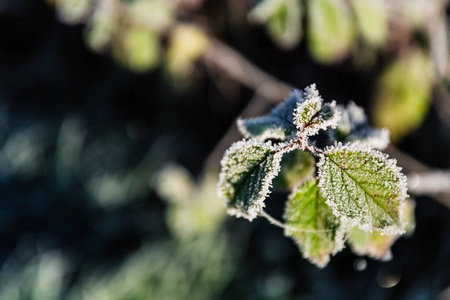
[0,0,450,299]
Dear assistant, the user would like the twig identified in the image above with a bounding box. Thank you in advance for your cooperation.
[203,38,293,102]
[204,95,273,169]
[259,210,332,233]
[203,39,294,168]
[385,145,430,173]
[200,34,450,211]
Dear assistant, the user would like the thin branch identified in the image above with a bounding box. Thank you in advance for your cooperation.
[204,95,273,169]
[203,39,294,169]
[200,34,450,211]
[385,145,430,173]
[203,38,293,102]
[259,210,333,233]
[408,170,450,195]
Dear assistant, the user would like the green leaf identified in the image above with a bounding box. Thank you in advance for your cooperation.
[347,198,415,260]
[249,0,303,50]
[330,102,390,150]
[294,84,340,142]
[273,149,315,190]
[307,0,355,63]
[284,179,346,268]
[166,25,210,80]
[56,0,92,25]
[372,50,434,142]
[351,0,388,47]
[317,142,408,235]
[114,27,161,72]
[218,139,284,220]
[237,90,303,141]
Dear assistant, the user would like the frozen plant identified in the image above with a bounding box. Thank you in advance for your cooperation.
[218,84,413,267]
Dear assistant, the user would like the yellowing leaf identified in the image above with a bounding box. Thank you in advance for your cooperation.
[127,0,174,33]
[347,198,415,260]
[167,25,210,79]
[114,27,161,72]
[372,50,434,141]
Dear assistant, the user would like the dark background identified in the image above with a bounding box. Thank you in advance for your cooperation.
[0,0,449,299]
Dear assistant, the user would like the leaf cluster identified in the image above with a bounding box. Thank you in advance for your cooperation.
[218,85,412,267]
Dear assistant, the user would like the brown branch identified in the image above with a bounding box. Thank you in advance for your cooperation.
[203,38,294,169]
[203,38,293,102]
[200,35,450,210]
[204,95,274,169]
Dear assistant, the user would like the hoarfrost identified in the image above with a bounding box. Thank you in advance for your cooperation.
[284,179,346,268]
[237,89,304,141]
[294,84,340,147]
[331,102,390,150]
[217,139,284,220]
[317,142,408,235]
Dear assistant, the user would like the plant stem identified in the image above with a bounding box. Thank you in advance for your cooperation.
[259,210,332,233]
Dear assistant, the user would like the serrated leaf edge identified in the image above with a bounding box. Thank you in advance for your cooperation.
[236,117,295,141]
[293,84,341,146]
[317,141,408,235]
[218,139,285,221]
[283,182,347,268]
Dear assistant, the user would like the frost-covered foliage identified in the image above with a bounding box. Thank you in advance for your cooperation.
[330,102,390,149]
[218,84,411,268]
[218,139,284,220]
[237,90,302,141]
[284,179,346,267]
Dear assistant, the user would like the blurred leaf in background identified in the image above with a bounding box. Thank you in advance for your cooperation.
[248,0,303,50]
[351,0,388,48]
[166,25,210,83]
[157,165,226,239]
[54,0,92,24]
[347,198,416,261]
[307,0,355,63]
[113,27,161,72]
[372,50,434,142]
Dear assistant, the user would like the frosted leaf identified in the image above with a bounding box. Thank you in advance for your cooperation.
[284,179,346,268]
[237,89,303,141]
[273,149,315,190]
[330,102,390,150]
[347,198,416,261]
[317,142,408,235]
[218,139,284,220]
[294,84,340,145]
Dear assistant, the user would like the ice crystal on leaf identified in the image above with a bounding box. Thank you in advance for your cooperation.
[317,142,408,235]
[331,102,390,150]
[218,139,284,220]
[284,179,346,268]
[218,84,411,267]
[237,90,303,141]
[293,84,340,145]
